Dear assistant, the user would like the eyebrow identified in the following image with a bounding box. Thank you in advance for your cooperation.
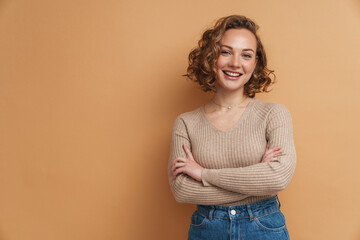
[221,45,255,53]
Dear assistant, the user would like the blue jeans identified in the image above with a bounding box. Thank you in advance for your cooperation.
[188,196,290,240]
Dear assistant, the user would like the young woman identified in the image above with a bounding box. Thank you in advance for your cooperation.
[168,15,296,240]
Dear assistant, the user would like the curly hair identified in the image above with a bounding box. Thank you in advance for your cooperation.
[184,15,275,97]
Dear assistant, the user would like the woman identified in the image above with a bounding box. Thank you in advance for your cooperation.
[168,15,296,240]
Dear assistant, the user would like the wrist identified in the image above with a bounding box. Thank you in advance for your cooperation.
[199,168,204,181]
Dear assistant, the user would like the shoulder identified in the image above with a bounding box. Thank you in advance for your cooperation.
[252,98,292,121]
[171,105,203,130]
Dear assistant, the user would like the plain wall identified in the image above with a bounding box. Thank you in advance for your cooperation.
[1,0,359,239]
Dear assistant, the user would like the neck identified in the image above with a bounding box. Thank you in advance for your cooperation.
[212,88,248,107]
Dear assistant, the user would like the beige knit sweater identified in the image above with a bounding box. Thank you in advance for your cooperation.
[168,98,296,206]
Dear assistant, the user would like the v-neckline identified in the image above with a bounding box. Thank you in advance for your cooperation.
[200,98,256,133]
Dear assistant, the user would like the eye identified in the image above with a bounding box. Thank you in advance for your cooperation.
[242,54,252,58]
[221,50,231,55]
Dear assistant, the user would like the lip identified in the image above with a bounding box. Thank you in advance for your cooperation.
[222,70,243,80]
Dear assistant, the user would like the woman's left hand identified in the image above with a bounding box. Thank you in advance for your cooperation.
[171,144,204,182]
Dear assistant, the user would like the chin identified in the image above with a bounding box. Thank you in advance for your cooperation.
[216,81,248,92]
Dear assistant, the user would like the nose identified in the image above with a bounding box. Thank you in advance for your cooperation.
[229,55,241,68]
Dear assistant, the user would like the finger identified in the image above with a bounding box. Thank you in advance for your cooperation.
[171,162,185,173]
[268,149,282,158]
[171,159,177,169]
[173,157,187,164]
[183,144,194,160]
[264,146,281,158]
[264,151,282,161]
[171,158,185,171]
[173,167,185,179]
[267,157,278,162]
[262,156,278,163]
[273,151,283,157]
[263,149,281,161]
[262,155,272,162]
[274,153,286,157]
[173,167,180,179]
[262,158,272,163]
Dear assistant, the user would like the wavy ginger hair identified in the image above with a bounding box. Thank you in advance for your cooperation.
[185,15,275,97]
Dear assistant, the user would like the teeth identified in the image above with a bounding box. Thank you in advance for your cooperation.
[224,71,241,77]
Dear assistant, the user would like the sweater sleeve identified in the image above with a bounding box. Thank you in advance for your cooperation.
[201,104,296,196]
[168,115,249,205]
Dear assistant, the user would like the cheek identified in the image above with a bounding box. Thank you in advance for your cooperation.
[244,61,256,72]
[215,56,226,68]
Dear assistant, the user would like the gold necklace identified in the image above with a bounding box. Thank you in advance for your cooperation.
[211,97,248,110]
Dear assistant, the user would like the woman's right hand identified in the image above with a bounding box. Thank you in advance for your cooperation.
[261,143,282,163]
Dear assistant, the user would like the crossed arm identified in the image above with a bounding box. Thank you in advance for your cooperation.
[168,104,296,204]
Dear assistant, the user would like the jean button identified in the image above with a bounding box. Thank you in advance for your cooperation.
[230,209,236,215]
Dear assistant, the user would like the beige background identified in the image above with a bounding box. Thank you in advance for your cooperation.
[1,0,360,239]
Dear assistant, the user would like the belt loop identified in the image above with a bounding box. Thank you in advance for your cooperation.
[276,195,281,208]
[246,204,254,221]
[208,208,214,220]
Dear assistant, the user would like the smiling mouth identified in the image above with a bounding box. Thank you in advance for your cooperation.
[223,71,242,77]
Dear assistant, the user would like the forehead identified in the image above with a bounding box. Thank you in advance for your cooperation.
[220,28,257,50]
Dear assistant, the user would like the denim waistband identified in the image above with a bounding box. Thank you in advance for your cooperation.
[196,196,281,221]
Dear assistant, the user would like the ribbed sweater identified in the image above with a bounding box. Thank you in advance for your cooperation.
[168,98,296,206]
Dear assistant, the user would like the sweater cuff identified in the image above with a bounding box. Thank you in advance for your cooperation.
[202,169,220,187]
